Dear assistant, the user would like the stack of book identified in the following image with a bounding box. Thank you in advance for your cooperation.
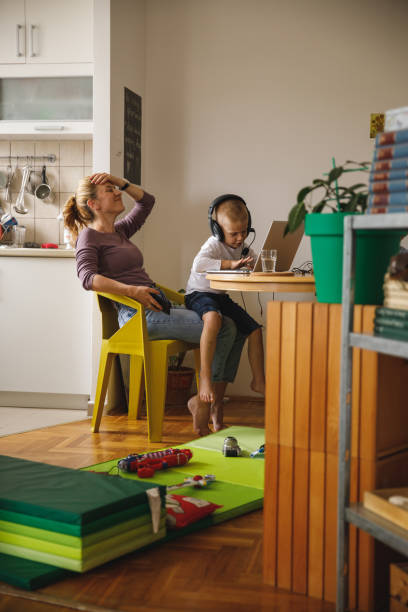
[368,106,408,214]
[375,303,408,342]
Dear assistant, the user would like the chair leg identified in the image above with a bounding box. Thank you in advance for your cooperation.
[144,348,168,443]
[92,348,115,433]
[129,355,144,420]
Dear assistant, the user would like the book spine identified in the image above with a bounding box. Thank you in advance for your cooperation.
[373,158,408,171]
[374,324,408,341]
[368,179,408,194]
[367,193,408,206]
[375,316,408,330]
[376,128,408,147]
[367,205,408,214]
[375,306,408,320]
[374,144,408,161]
[370,170,408,181]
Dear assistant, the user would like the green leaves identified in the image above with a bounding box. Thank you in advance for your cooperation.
[284,201,306,236]
[285,160,371,233]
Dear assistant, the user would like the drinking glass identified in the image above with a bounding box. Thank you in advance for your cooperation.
[11,226,26,248]
[261,249,277,272]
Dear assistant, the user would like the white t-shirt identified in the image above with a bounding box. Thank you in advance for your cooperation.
[185,236,257,295]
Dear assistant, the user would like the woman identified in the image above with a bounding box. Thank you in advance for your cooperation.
[63,172,246,435]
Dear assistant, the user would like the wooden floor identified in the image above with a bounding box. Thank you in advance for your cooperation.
[0,398,335,612]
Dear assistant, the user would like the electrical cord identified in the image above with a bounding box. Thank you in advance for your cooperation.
[291,260,313,276]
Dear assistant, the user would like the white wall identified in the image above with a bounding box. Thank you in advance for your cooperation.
[142,0,408,394]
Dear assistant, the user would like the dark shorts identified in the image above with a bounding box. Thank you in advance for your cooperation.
[185,291,261,337]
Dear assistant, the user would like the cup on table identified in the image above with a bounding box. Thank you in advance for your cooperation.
[261,249,277,272]
[11,225,26,248]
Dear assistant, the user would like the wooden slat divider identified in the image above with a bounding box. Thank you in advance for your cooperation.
[310,304,329,453]
[292,446,310,594]
[276,445,294,590]
[279,303,297,447]
[265,302,282,446]
[307,450,326,599]
[294,303,313,450]
[326,305,341,454]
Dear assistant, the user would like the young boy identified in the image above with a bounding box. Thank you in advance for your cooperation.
[185,195,265,428]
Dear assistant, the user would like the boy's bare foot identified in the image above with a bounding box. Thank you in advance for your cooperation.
[188,395,211,436]
[199,377,215,403]
[250,379,265,395]
[210,402,226,432]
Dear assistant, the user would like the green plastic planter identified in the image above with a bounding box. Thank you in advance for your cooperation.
[305,213,405,304]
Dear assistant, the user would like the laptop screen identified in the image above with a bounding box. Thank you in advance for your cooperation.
[253,221,304,272]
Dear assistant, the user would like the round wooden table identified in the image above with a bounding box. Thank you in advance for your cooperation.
[206,273,315,293]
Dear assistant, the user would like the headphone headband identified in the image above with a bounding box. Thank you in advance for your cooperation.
[208,194,253,243]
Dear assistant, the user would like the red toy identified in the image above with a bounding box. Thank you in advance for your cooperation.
[118,448,193,478]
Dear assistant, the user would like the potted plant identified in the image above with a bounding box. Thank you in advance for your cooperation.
[285,159,405,304]
[167,352,196,405]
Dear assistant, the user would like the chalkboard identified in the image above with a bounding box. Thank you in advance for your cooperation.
[124,87,141,184]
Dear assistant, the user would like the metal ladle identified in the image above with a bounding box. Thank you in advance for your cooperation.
[14,165,30,215]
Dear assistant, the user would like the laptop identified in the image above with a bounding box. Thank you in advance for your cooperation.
[206,221,304,274]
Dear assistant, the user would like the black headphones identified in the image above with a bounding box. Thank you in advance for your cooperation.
[208,194,254,254]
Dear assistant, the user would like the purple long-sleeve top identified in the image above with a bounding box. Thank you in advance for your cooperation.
[76,191,155,290]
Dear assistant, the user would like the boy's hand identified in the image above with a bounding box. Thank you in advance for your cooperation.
[230,256,253,270]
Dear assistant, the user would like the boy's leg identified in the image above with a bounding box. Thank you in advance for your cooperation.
[199,311,222,402]
[210,381,228,431]
[248,327,265,395]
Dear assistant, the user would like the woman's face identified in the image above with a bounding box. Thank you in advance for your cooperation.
[94,183,125,215]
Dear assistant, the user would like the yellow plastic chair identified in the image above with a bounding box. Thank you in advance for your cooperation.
[92,285,200,442]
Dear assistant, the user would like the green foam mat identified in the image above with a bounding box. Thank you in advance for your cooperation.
[84,426,265,524]
[0,511,162,550]
[0,455,165,527]
[0,553,70,591]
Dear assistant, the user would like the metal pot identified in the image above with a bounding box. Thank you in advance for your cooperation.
[35,165,51,200]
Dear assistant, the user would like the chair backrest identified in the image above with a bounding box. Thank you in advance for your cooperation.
[97,294,120,339]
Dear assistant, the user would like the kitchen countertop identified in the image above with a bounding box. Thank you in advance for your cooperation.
[0,246,75,257]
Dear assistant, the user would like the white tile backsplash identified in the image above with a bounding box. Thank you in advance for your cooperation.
[1,140,92,246]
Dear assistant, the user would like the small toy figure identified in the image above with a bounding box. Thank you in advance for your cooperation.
[118,448,193,478]
[250,443,265,458]
[222,436,241,457]
[167,474,216,492]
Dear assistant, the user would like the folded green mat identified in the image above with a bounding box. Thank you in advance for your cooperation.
[0,455,166,527]
[0,553,69,590]
[0,521,166,572]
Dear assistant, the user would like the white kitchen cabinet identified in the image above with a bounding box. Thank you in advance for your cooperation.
[0,252,92,408]
[0,0,93,65]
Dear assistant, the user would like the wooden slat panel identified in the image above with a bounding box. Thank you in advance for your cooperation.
[326,305,341,454]
[292,447,309,594]
[263,442,279,586]
[310,304,329,452]
[265,302,282,446]
[277,445,294,591]
[294,303,313,450]
[358,457,376,612]
[351,305,362,460]
[323,452,338,602]
[279,303,297,447]
[308,450,326,599]
[359,306,377,461]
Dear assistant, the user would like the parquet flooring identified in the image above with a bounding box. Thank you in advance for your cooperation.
[0,399,335,612]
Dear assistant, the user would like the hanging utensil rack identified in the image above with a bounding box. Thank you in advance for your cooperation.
[0,154,56,163]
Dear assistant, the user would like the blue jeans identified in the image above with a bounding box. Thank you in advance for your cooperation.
[116,302,246,383]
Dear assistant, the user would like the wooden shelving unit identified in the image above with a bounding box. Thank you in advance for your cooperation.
[337,213,408,611]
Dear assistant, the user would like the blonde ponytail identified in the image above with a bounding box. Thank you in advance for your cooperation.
[62,176,97,246]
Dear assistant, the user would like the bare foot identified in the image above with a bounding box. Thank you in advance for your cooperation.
[188,395,211,436]
[250,379,265,395]
[210,402,226,432]
[199,377,215,403]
